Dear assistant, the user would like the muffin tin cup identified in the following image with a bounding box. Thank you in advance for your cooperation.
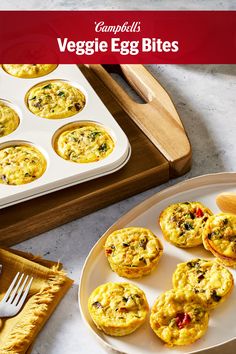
[2,64,58,79]
[0,98,21,137]
[24,78,87,119]
[0,65,131,208]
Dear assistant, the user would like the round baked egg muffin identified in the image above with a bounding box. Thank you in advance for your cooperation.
[203,213,236,267]
[54,123,114,163]
[2,64,57,78]
[150,289,209,346]
[26,80,86,119]
[88,282,149,336]
[104,227,163,278]
[173,258,234,309]
[0,144,47,185]
[0,101,19,137]
[159,202,213,248]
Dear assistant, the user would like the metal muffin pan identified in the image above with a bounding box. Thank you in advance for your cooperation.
[0,65,131,208]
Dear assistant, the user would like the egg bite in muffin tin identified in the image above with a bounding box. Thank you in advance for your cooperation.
[104,227,163,278]
[0,142,47,185]
[0,99,20,137]
[53,121,114,163]
[150,289,209,346]
[2,64,57,78]
[0,65,130,208]
[159,201,213,248]
[88,282,149,336]
[203,213,236,267]
[172,258,234,309]
[25,79,86,119]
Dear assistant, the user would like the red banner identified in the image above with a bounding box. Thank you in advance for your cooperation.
[0,11,235,64]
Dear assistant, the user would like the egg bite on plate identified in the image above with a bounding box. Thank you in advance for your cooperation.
[0,144,47,185]
[203,213,236,267]
[26,80,86,119]
[54,123,114,163]
[159,202,213,248]
[0,101,19,137]
[104,227,163,278]
[88,282,149,336]
[150,289,209,346]
[172,258,234,309]
[2,64,57,78]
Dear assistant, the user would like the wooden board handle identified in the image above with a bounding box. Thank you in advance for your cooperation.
[87,64,192,177]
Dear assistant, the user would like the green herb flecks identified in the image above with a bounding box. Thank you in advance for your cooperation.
[98,143,108,153]
[184,222,194,231]
[88,131,101,141]
[42,83,52,90]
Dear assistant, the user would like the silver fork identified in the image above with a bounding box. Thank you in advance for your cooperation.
[0,272,33,317]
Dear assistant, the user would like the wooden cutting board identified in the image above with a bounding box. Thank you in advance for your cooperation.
[0,65,191,246]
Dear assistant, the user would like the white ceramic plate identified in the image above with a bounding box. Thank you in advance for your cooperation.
[79,172,236,354]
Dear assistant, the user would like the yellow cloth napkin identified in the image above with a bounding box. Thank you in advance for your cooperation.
[0,248,73,354]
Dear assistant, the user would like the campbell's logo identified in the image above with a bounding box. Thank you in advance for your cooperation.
[94,21,141,35]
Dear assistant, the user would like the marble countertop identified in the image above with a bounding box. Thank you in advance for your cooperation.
[1,1,236,354]
[1,0,236,10]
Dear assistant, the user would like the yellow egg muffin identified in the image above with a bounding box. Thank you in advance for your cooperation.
[54,124,114,163]
[173,258,234,309]
[0,101,19,137]
[150,289,209,346]
[2,64,57,78]
[203,213,236,267]
[159,202,213,248]
[104,227,163,279]
[88,282,149,336]
[26,80,86,119]
[0,144,47,185]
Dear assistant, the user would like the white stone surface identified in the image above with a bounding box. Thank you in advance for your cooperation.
[1,0,236,10]
[1,1,235,354]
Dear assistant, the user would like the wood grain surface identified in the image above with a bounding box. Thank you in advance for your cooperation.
[89,64,192,177]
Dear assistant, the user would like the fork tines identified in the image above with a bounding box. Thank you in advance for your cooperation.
[3,272,33,307]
